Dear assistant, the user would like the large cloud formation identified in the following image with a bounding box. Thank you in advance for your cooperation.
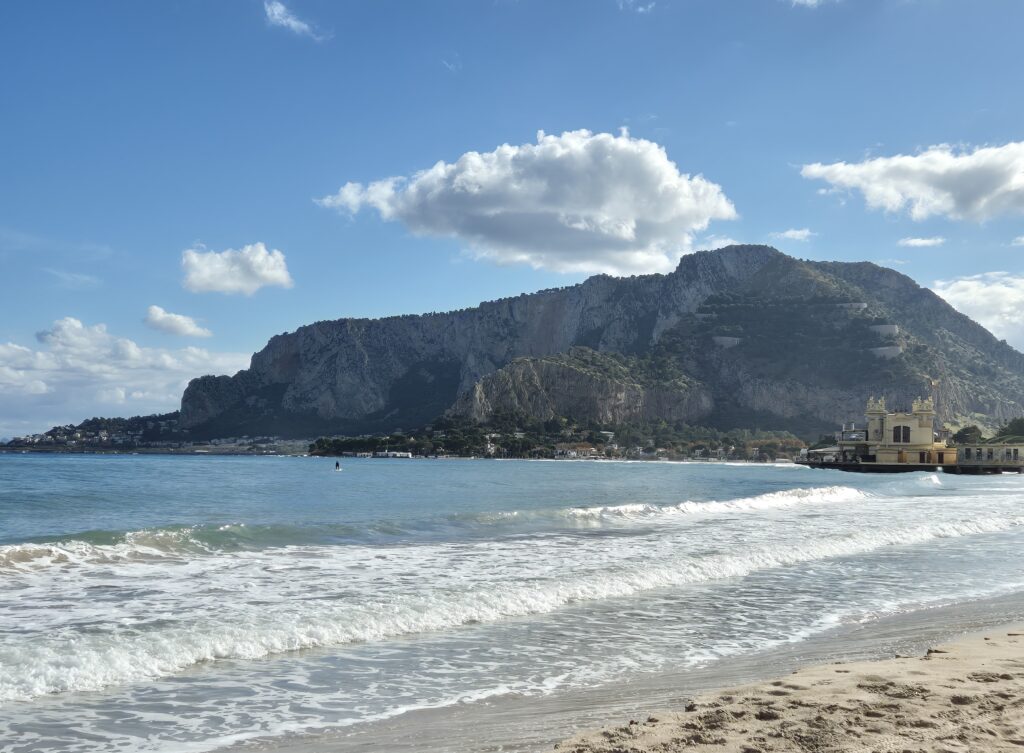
[317,129,737,276]
[933,273,1024,351]
[802,141,1024,221]
[0,317,248,437]
[182,242,294,295]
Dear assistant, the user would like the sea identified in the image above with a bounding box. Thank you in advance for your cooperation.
[3,453,1024,753]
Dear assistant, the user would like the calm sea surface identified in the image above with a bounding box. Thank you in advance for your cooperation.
[2,454,1024,752]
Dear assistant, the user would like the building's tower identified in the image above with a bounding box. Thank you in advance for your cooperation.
[912,396,936,429]
[865,396,886,442]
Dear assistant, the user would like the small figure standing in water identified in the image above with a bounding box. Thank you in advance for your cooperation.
[335,461,340,471]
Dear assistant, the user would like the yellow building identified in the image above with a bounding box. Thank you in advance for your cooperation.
[836,396,955,469]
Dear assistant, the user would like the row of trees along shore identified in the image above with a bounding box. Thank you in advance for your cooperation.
[309,412,805,461]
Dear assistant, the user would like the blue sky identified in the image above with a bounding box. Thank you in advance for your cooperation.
[2,0,1023,437]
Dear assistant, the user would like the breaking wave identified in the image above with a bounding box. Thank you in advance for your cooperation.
[3,511,1020,703]
[0,485,869,571]
[562,485,867,519]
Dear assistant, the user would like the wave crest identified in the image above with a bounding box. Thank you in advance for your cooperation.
[3,511,1019,703]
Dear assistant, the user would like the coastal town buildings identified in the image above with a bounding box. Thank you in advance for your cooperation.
[802,396,1024,473]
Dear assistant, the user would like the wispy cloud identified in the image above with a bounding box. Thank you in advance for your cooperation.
[617,0,656,12]
[0,226,112,260]
[770,228,816,242]
[263,1,328,40]
[898,236,945,247]
[42,268,101,290]
[1011,236,1024,247]
[441,52,462,73]
[697,235,741,251]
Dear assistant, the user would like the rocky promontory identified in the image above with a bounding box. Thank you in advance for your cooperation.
[179,245,1024,439]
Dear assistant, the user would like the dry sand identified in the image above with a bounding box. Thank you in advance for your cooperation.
[557,625,1024,753]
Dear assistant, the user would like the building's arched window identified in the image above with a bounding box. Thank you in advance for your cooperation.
[892,425,911,443]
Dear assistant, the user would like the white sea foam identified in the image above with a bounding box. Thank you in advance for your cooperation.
[0,486,865,573]
[565,485,866,519]
[8,452,1024,753]
[2,510,1021,704]
[0,528,211,570]
[477,485,867,525]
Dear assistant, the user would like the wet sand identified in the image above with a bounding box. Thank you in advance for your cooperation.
[232,591,1024,753]
[560,625,1024,753]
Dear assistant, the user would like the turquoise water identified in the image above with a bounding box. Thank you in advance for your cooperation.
[2,455,1024,752]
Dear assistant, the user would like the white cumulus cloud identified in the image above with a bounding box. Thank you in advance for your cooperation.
[0,317,250,436]
[801,141,1024,222]
[144,305,212,337]
[898,236,946,247]
[182,242,294,295]
[770,228,816,241]
[933,272,1024,350]
[317,129,737,276]
[263,1,325,39]
[1011,236,1024,247]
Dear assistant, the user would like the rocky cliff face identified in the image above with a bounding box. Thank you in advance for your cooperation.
[448,348,714,426]
[179,245,1024,438]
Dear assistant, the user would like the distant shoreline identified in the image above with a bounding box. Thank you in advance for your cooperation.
[0,446,299,456]
[0,447,798,465]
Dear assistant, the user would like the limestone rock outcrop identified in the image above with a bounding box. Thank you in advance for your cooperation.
[179,245,1024,438]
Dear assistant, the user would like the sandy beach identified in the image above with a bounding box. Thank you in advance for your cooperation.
[558,625,1024,753]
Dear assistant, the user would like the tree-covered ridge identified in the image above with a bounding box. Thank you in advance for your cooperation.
[952,419,1024,445]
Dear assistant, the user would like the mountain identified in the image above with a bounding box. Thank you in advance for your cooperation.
[448,347,713,426]
[179,245,1024,439]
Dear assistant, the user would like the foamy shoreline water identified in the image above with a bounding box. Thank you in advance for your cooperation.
[3,455,1024,753]
[226,592,1024,753]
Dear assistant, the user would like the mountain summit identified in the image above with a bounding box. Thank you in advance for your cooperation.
[179,246,1024,438]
